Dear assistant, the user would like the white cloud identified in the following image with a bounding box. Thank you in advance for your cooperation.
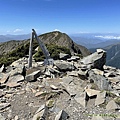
[95,35,120,39]
[53,29,60,31]
[13,29,23,33]
[7,30,10,33]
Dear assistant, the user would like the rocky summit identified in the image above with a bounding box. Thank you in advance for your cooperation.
[0,49,120,120]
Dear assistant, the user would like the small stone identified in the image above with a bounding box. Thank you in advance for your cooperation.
[50,85,58,90]
[35,91,47,97]
[14,115,19,120]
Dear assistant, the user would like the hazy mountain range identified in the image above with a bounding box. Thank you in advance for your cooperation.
[70,33,120,48]
[0,34,30,43]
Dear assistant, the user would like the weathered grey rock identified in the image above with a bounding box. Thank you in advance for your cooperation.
[74,92,86,108]
[67,56,80,61]
[78,69,87,80]
[61,76,83,96]
[108,77,120,84]
[59,53,70,60]
[10,57,28,67]
[0,114,5,120]
[92,68,104,76]
[26,70,41,82]
[0,64,5,73]
[0,90,4,98]
[80,49,106,70]
[95,91,106,106]
[0,74,9,84]
[50,84,58,90]
[55,110,69,120]
[88,70,111,90]
[7,75,24,83]
[9,67,23,76]
[104,72,116,78]
[85,88,100,97]
[0,103,11,110]
[35,91,47,97]
[106,100,118,111]
[54,61,75,71]
[6,82,21,88]
[67,71,78,77]
[32,104,48,120]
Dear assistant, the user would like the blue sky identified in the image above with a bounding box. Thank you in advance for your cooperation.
[0,0,120,35]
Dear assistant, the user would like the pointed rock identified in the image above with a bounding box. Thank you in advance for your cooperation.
[0,74,9,84]
[106,100,118,111]
[95,91,106,106]
[80,49,106,70]
[55,110,69,120]
[0,114,5,120]
[0,64,5,73]
[85,88,100,97]
[26,70,41,82]
[32,104,48,120]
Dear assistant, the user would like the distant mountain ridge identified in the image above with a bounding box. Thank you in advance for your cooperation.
[0,31,91,66]
[0,34,30,43]
[70,33,120,48]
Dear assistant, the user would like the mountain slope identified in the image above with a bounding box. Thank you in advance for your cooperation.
[0,31,90,66]
[104,43,120,68]
[0,40,26,56]
[39,31,91,56]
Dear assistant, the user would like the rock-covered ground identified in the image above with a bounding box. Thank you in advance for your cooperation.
[0,49,120,120]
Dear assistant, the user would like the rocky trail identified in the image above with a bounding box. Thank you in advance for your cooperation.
[0,49,120,120]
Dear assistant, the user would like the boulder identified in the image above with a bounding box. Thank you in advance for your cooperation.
[95,91,106,106]
[26,70,41,82]
[88,70,111,90]
[54,61,75,72]
[106,100,118,111]
[80,49,106,70]
[59,53,70,60]
[85,88,100,97]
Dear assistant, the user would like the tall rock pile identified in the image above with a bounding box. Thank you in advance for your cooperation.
[0,49,120,120]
